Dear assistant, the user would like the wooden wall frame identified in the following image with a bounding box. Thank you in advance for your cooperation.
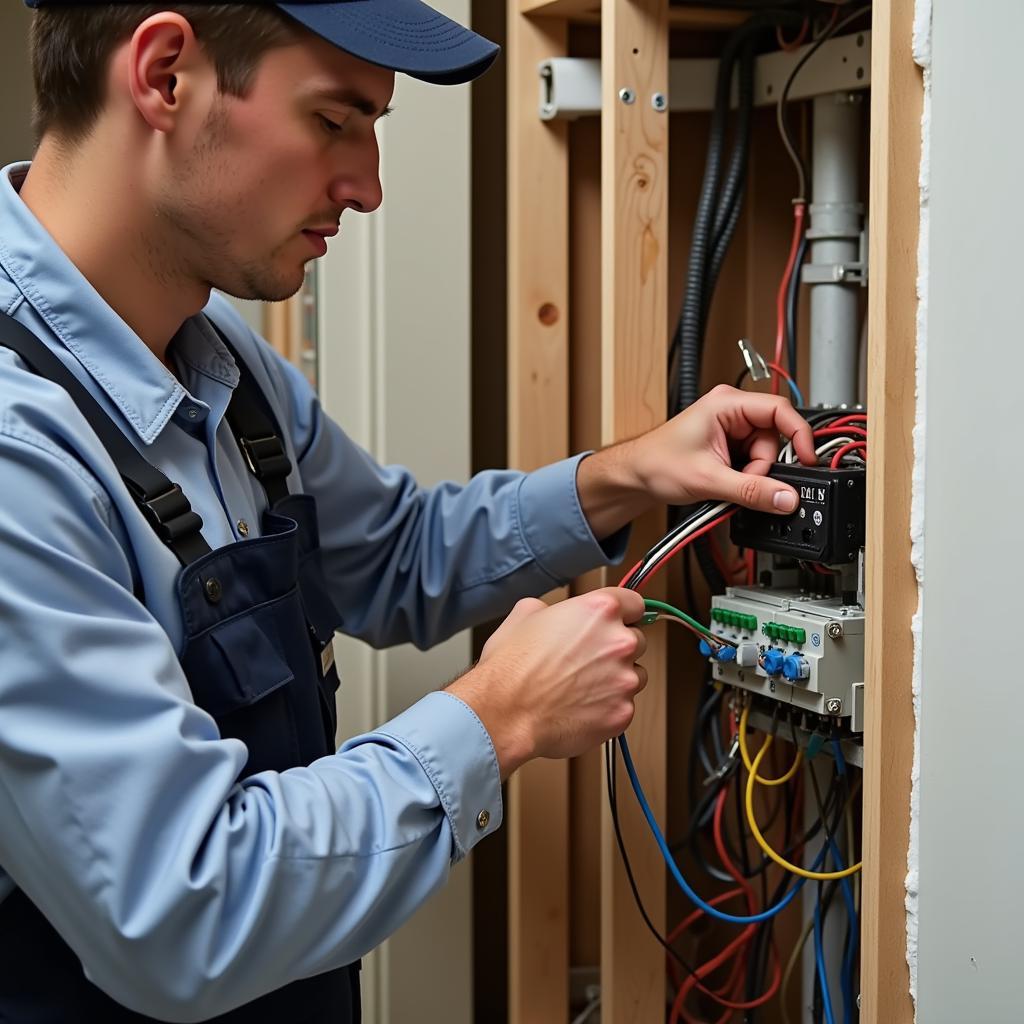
[505,1,921,1020]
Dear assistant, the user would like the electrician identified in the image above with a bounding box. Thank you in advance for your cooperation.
[0,2,816,1020]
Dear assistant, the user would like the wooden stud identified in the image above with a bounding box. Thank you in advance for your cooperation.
[263,298,301,365]
[520,0,743,30]
[506,7,571,1024]
[599,1,669,1020]
[860,1,921,1021]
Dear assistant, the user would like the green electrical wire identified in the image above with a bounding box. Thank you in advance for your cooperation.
[641,598,716,640]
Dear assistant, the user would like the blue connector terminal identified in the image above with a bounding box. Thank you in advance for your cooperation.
[762,648,785,675]
[782,654,810,681]
[699,639,737,662]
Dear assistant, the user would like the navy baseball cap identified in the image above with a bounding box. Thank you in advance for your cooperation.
[23,0,500,85]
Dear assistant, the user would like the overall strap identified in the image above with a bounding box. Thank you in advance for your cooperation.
[205,317,293,509]
[0,313,211,566]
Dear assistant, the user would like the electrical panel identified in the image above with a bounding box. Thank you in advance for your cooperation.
[730,464,866,564]
[706,585,864,725]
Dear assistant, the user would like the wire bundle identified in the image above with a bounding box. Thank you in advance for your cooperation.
[606,407,869,1019]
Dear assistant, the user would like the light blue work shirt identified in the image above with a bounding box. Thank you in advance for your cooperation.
[0,162,626,1020]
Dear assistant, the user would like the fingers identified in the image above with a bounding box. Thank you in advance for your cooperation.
[710,384,816,466]
[633,662,649,693]
[503,596,547,627]
[704,462,800,515]
[588,586,646,624]
[630,626,647,661]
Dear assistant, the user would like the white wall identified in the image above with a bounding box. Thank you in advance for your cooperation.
[316,5,476,1021]
[914,0,1024,1018]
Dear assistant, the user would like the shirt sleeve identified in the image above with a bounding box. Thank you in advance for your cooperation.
[241,333,630,651]
[0,414,501,1022]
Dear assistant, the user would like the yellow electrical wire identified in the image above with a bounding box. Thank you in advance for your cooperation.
[738,701,803,786]
[745,733,863,881]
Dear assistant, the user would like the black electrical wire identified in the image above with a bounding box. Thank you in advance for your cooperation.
[701,35,758,337]
[603,739,757,1004]
[675,10,800,418]
[777,3,873,200]
[622,500,725,590]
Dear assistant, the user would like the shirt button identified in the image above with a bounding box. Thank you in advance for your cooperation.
[476,810,490,830]
[204,577,223,604]
[186,407,198,420]
[237,520,250,537]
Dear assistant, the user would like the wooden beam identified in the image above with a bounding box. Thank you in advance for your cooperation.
[520,0,743,29]
[599,1,669,1020]
[506,7,571,1024]
[861,0,921,1021]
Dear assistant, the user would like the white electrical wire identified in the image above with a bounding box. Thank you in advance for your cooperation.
[569,995,601,1024]
[780,435,863,464]
[640,501,731,570]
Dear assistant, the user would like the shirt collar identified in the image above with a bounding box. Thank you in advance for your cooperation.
[0,161,238,445]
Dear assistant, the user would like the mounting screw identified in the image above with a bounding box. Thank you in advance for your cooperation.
[826,621,844,639]
[618,87,635,105]
[651,92,667,111]
[826,698,843,715]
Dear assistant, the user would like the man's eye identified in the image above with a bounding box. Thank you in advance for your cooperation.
[318,114,344,135]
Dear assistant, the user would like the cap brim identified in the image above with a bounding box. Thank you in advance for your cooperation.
[276,0,500,85]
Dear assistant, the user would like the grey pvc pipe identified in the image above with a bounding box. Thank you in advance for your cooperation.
[808,92,863,408]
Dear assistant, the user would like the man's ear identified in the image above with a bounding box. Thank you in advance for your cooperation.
[126,12,204,133]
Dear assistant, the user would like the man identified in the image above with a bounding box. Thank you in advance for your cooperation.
[0,2,816,1021]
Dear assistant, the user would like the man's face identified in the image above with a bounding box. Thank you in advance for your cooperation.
[154,31,394,302]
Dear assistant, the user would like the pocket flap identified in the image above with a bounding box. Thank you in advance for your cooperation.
[189,616,295,718]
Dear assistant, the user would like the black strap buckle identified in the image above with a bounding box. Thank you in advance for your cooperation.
[238,434,292,483]
[131,482,205,544]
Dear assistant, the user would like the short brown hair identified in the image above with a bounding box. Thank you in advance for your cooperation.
[30,4,302,145]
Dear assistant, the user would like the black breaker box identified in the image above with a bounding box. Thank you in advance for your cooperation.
[730,464,866,564]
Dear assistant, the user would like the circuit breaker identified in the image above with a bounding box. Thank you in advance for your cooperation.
[705,585,864,728]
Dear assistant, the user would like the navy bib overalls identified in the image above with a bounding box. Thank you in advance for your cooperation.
[0,313,360,1023]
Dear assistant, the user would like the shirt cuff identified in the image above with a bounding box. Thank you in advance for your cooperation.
[516,453,630,582]
[373,690,502,861]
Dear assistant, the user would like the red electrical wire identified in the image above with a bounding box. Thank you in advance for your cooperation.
[767,362,801,402]
[772,202,807,392]
[776,16,809,51]
[709,526,747,582]
[669,788,783,1021]
[620,510,738,591]
[813,426,867,440]
[824,414,867,429]
[830,441,868,468]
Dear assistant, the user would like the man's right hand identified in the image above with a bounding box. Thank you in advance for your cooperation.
[447,588,648,779]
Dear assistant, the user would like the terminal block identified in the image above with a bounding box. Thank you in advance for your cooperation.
[704,585,865,726]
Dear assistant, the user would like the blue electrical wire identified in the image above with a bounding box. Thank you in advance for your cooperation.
[814,884,837,1024]
[823,831,858,1023]
[830,739,860,1023]
[617,733,829,925]
[781,374,805,408]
